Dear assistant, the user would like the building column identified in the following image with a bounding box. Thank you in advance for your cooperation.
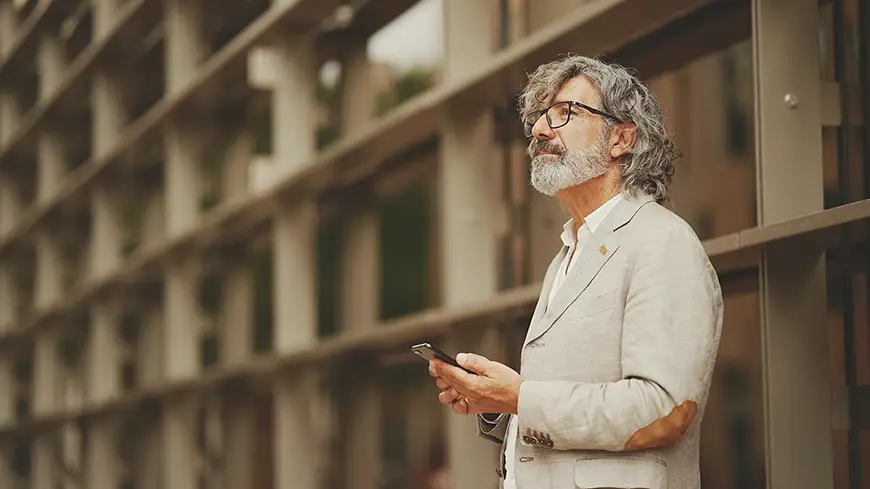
[90,186,122,280]
[0,87,20,147]
[0,0,16,59]
[222,257,253,366]
[224,394,254,489]
[33,331,59,417]
[37,32,68,205]
[38,33,65,102]
[0,178,21,236]
[163,259,200,381]
[221,131,252,205]
[88,301,119,404]
[32,433,55,489]
[92,0,123,41]
[440,0,501,307]
[753,1,833,489]
[85,418,117,489]
[0,264,13,329]
[35,231,62,310]
[164,0,205,237]
[0,359,11,427]
[163,394,197,489]
[139,304,164,388]
[270,28,323,489]
[164,0,205,94]
[440,1,503,487]
[37,128,67,204]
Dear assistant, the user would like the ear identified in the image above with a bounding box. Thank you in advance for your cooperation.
[609,124,637,159]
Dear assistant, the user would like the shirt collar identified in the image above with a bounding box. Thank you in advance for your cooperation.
[559,193,623,247]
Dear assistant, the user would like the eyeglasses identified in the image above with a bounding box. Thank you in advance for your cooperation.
[522,100,622,137]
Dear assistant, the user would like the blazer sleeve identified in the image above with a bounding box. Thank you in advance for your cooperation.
[477,413,510,445]
[515,223,723,452]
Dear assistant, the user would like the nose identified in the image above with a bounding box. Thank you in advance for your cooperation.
[531,114,555,141]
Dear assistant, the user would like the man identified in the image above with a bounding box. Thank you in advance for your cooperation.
[428,55,723,489]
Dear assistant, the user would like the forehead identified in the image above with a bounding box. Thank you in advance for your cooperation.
[551,75,600,106]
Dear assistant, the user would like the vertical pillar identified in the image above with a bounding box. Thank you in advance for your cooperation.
[85,419,117,489]
[275,371,326,489]
[32,434,55,489]
[38,33,65,101]
[0,0,16,59]
[753,1,833,489]
[92,0,122,40]
[0,264,13,329]
[33,331,58,416]
[221,132,251,205]
[139,305,164,388]
[0,359,11,427]
[0,88,20,146]
[440,0,501,307]
[37,127,67,203]
[164,0,205,237]
[90,186,121,279]
[163,259,199,380]
[164,119,202,237]
[0,442,8,489]
[91,67,125,160]
[270,27,321,489]
[526,0,576,31]
[35,232,62,310]
[440,2,502,487]
[88,301,118,404]
[163,395,196,489]
[164,0,205,94]
[224,396,254,489]
[0,178,20,236]
[222,258,253,366]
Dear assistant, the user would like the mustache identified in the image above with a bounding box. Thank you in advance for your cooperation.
[528,140,566,158]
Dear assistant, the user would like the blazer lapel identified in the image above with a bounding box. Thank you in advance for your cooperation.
[523,193,655,347]
[528,247,567,330]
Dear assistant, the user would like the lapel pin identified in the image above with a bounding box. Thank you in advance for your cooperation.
[599,245,607,255]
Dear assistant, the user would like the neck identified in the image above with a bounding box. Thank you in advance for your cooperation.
[555,166,622,229]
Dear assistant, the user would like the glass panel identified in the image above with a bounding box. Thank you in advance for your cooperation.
[826,223,870,489]
[700,270,766,489]
[820,0,869,208]
[649,39,757,240]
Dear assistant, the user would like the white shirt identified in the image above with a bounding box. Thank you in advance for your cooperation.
[502,193,623,489]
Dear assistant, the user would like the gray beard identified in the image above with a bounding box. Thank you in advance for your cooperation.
[529,133,612,196]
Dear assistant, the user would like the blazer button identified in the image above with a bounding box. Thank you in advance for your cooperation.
[522,435,533,444]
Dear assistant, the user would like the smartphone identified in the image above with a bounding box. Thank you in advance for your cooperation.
[411,343,478,375]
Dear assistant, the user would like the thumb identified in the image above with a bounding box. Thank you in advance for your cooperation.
[456,353,490,375]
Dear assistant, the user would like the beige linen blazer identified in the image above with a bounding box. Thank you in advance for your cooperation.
[478,192,723,489]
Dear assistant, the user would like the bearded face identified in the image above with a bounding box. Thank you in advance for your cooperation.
[527,127,612,196]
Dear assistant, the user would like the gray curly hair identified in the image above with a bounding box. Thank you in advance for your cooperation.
[518,55,679,203]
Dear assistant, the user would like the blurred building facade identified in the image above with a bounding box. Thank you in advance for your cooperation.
[0,0,867,488]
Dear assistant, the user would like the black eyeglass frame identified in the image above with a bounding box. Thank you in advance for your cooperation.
[522,100,623,137]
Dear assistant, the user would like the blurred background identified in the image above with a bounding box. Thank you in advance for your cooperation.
[0,0,867,488]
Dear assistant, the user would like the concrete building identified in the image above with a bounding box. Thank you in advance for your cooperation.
[0,0,867,488]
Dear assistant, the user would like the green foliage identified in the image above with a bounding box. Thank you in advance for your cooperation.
[379,180,432,320]
[375,68,434,117]
[252,250,274,353]
[317,221,342,338]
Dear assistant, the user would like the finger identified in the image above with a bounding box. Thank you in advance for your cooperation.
[435,377,451,390]
[451,398,469,415]
[456,352,490,375]
[428,361,437,377]
[438,389,460,405]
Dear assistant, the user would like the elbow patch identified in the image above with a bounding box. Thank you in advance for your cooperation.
[623,400,697,451]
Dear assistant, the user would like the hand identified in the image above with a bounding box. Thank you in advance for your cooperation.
[428,353,523,416]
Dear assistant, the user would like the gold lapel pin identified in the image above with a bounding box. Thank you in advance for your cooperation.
[599,245,608,255]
